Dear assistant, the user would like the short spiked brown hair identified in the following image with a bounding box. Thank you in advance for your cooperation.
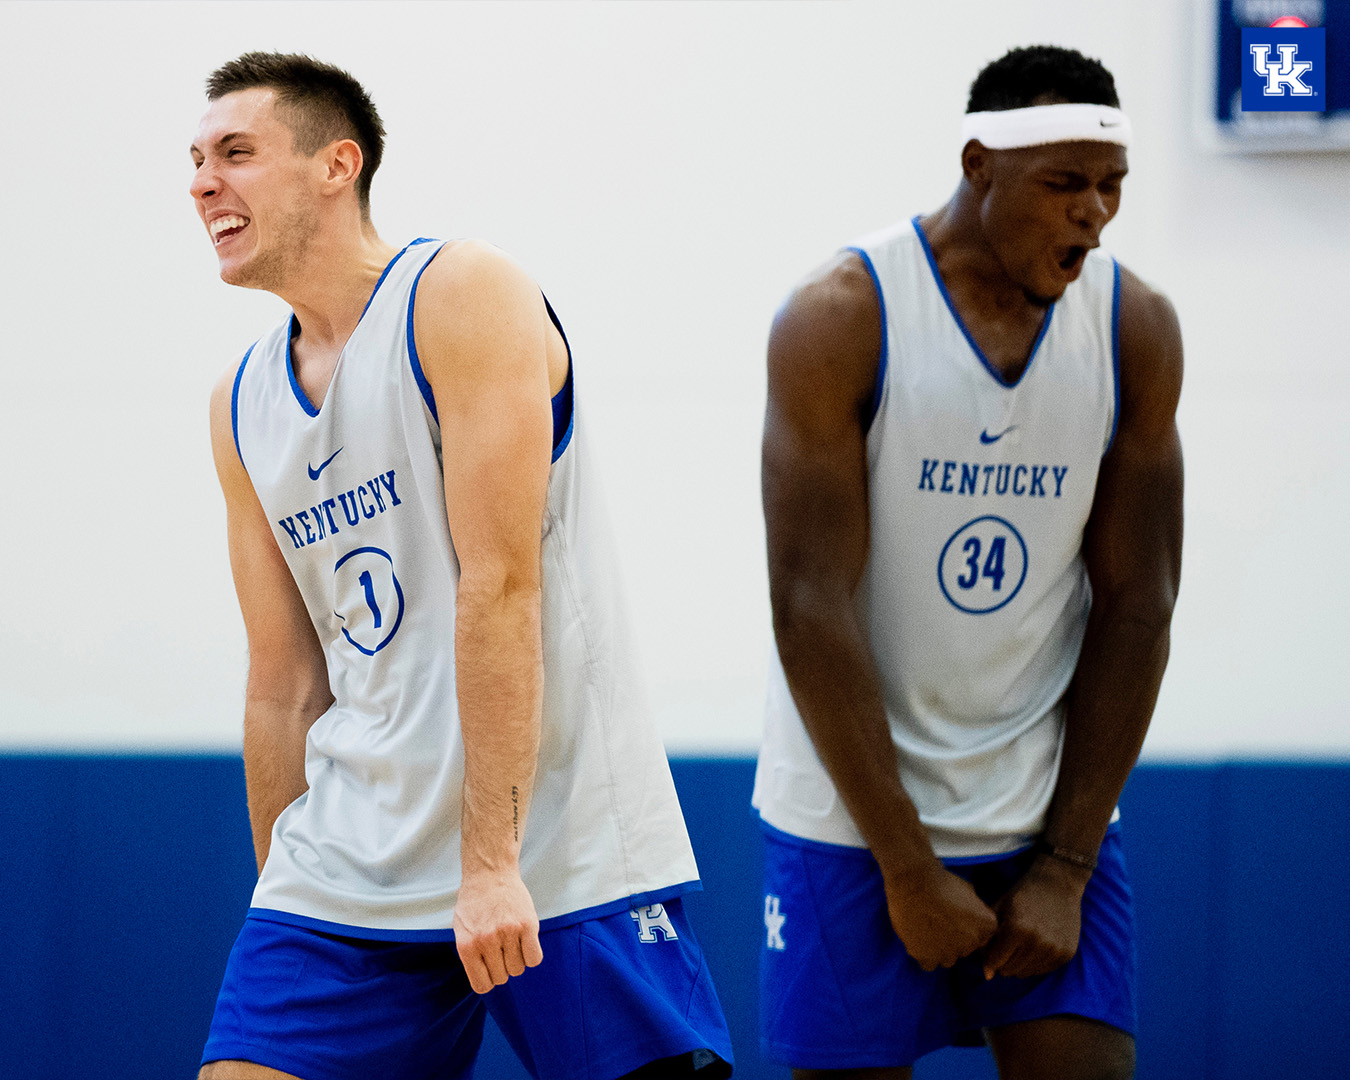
[206,52,385,215]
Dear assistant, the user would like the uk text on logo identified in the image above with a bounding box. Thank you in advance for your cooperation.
[1241,27,1326,112]
[764,895,786,951]
[1252,44,1313,94]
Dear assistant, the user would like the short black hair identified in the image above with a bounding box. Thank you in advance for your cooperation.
[206,52,385,215]
[966,45,1120,113]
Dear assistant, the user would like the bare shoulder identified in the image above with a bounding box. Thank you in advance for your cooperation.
[208,358,248,485]
[770,250,882,411]
[1115,264,1183,430]
[412,238,545,379]
[209,361,237,422]
[417,238,538,320]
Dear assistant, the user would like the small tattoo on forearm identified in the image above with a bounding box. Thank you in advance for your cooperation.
[512,785,519,842]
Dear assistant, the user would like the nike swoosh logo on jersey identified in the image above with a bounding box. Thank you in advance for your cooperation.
[1100,119,1122,127]
[980,426,1017,444]
[308,447,344,480]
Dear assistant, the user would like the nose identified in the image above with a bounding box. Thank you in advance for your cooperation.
[190,161,219,201]
[1070,188,1111,236]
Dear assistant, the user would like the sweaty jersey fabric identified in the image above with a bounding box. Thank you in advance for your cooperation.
[754,217,1120,859]
[231,238,699,937]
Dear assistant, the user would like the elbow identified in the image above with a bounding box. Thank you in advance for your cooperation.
[1095,589,1177,644]
[244,669,332,720]
[770,578,852,668]
[457,562,542,611]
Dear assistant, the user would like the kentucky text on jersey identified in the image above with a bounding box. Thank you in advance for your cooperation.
[277,469,403,549]
[917,459,1069,498]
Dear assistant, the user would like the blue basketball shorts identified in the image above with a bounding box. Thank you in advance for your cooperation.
[201,898,733,1080]
[759,820,1137,1070]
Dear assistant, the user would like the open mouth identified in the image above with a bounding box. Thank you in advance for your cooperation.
[1057,246,1087,275]
[210,214,250,247]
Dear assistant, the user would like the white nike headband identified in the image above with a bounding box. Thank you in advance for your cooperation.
[961,103,1131,149]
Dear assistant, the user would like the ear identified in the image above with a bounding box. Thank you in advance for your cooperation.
[321,138,364,195]
[961,140,992,190]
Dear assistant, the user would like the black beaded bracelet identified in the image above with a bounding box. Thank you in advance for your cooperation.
[1036,840,1098,871]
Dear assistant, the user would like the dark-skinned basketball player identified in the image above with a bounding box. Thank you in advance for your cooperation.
[754,45,1182,1080]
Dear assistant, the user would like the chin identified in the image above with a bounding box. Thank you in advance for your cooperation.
[219,250,281,291]
[1022,284,1063,307]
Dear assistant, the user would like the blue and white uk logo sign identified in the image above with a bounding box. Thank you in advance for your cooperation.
[1241,27,1326,111]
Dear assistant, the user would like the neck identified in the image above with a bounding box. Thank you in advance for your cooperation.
[922,182,1033,311]
[275,217,400,348]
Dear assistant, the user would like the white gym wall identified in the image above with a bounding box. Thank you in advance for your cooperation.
[1,1,1346,756]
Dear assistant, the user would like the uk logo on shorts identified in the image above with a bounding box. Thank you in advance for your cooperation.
[1241,26,1326,111]
[631,903,679,942]
[764,895,786,951]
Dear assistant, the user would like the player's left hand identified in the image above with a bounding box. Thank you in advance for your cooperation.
[982,855,1092,981]
[453,870,545,994]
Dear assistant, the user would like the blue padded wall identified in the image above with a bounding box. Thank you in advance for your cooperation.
[0,756,1346,1079]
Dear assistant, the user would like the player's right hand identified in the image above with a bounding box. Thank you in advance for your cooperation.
[453,871,545,994]
[883,864,998,971]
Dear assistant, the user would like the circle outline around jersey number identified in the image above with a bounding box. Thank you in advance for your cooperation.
[936,514,1029,615]
[333,545,405,655]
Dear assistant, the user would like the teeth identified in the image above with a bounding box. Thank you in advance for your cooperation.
[210,215,248,238]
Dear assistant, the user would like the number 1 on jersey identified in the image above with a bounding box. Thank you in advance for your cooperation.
[358,569,383,628]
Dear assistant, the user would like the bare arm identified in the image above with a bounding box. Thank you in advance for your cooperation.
[412,240,554,994]
[764,253,997,970]
[984,266,1184,979]
[209,370,332,873]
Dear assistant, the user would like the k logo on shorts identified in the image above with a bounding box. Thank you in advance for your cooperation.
[631,903,679,942]
[764,895,786,951]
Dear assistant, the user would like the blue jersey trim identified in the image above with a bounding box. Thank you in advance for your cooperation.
[845,246,889,431]
[941,845,1035,866]
[283,316,320,417]
[544,295,575,462]
[405,243,448,425]
[245,880,701,943]
[1106,258,1123,455]
[910,216,1055,390]
[757,813,1102,866]
[758,816,874,860]
[230,343,257,470]
[356,239,417,322]
[285,241,421,418]
[407,270,576,454]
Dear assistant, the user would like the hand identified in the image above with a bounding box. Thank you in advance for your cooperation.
[453,871,544,994]
[982,855,1091,980]
[884,863,998,971]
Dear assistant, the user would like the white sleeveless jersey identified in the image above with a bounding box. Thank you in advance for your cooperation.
[754,217,1120,859]
[231,238,698,937]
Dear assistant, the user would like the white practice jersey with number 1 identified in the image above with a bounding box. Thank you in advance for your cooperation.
[753,216,1121,860]
[231,237,698,938]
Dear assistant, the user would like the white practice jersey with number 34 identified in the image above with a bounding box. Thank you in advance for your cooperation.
[754,217,1121,860]
[231,238,698,937]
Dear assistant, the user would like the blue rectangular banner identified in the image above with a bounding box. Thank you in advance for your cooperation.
[1241,26,1328,110]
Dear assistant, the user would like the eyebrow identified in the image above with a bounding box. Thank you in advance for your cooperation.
[188,131,251,157]
[1041,167,1129,180]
